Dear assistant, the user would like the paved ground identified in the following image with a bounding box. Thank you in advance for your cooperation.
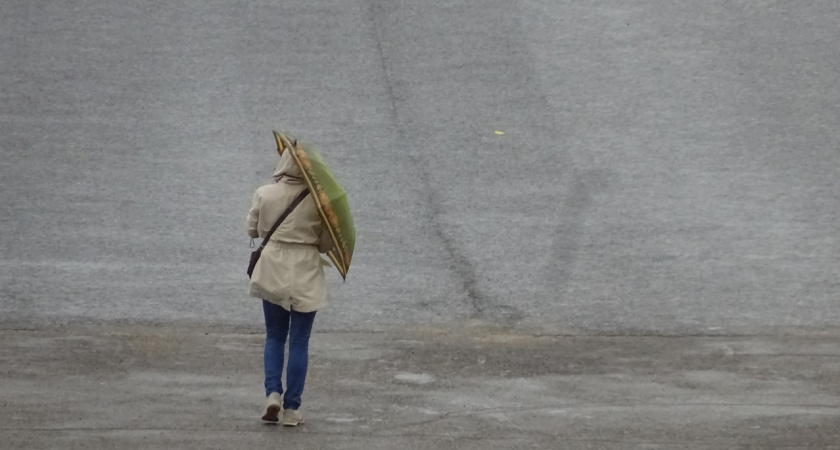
[2,0,840,448]
[2,0,839,332]
[2,325,840,449]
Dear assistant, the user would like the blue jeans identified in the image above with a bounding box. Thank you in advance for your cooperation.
[262,300,317,410]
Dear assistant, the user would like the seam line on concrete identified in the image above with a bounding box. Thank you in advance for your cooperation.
[365,0,486,317]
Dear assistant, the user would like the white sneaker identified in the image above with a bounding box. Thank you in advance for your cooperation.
[261,392,282,423]
[282,408,304,427]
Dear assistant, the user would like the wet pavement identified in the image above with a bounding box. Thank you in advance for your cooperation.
[3,325,840,449]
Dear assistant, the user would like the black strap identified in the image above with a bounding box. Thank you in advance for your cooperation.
[258,188,311,250]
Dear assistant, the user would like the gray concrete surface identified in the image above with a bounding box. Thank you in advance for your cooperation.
[2,0,840,448]
[2,0,839,332]
[2,325,840,449]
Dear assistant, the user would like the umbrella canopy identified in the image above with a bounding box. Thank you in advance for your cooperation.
[273,131,355,279]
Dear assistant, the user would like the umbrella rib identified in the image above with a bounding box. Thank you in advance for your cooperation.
[293,150,348,269]
[277,133,349,278]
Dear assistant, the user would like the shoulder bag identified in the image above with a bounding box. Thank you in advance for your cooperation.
[247,188,311,278]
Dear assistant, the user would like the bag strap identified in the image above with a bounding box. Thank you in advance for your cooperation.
[258,188,311,250]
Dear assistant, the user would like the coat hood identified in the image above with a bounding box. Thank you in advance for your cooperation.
[272,150,305,184]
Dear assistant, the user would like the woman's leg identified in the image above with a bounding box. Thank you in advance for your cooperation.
[283,309,316,410]
[263,300,291,397]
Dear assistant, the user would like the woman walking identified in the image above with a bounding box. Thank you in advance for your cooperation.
[246,147,333,426]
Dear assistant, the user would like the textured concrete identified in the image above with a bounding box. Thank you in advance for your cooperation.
[2,0,839,332]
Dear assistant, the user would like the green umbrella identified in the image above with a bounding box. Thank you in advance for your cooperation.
[274,131,355,279]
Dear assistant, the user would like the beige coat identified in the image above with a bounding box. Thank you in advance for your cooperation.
[247,151,333,312]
